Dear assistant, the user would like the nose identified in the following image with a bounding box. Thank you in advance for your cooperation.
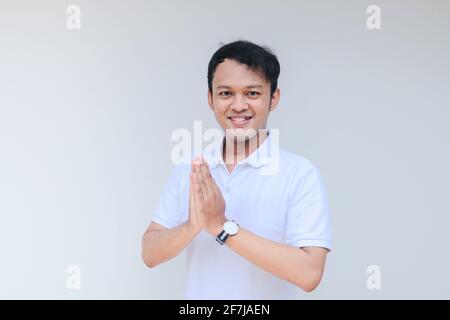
[230,94,249,112]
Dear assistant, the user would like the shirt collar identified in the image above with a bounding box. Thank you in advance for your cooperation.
[203,130,274,169]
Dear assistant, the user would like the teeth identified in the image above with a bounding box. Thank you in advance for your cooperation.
[230,117,251,122]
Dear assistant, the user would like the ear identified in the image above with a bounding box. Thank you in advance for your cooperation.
[269,88,280,112]
[207,89,214,110]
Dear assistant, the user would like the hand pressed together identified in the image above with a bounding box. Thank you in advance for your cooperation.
[188,156,227,236]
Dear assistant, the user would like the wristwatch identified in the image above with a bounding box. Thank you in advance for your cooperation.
[216,220,239,245]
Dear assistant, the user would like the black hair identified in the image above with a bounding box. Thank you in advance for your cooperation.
[207,40,280,97]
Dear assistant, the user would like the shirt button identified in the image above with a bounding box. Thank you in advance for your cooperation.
[225,186,231,193]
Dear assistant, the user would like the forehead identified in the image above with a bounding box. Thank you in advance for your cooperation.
[213,59,268,88]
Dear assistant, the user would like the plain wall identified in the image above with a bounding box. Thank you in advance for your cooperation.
[0,0,449,298]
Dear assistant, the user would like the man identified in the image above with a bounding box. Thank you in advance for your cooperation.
[141,40,332,299]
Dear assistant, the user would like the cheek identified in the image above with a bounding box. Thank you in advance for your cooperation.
[252,100,271,116]
[211,106,228,123]
[212,101,229,114]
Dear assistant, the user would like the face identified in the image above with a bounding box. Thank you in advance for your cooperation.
[208,59,280,141]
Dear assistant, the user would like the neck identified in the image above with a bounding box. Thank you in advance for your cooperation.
[222,130,269,165]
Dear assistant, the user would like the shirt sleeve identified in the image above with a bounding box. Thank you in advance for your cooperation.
[285,162,332,251]
[151,163,188,229]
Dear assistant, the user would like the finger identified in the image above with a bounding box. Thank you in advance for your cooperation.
[199,162,215,194]
[194,155,202,167]
[189,173,196,206]
[195,161,209,197]
[192,168,204,201]
[190,173,200,219]
[195,165,210,199]
[200,160,212,179]
[192,158,200,174]
[189,173,201,229]
[190,163,196,196]
[202,161,221,195]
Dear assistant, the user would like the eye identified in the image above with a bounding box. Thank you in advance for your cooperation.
[218,91,231,97]
[247,91,261,97]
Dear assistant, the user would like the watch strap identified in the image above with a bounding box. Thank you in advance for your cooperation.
[216,230,229,245]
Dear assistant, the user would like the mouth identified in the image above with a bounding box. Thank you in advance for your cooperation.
[227,115,253,128]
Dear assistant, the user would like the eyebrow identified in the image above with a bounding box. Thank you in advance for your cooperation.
[216,85,263,89]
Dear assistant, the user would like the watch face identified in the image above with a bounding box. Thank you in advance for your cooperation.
[224,221,239,235]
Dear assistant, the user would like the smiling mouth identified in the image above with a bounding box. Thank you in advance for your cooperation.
[227,116,253,127]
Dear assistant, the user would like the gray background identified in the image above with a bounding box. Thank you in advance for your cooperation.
[1,0,449,299]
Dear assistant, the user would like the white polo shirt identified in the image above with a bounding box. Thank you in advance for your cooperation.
[151,131,332,299]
